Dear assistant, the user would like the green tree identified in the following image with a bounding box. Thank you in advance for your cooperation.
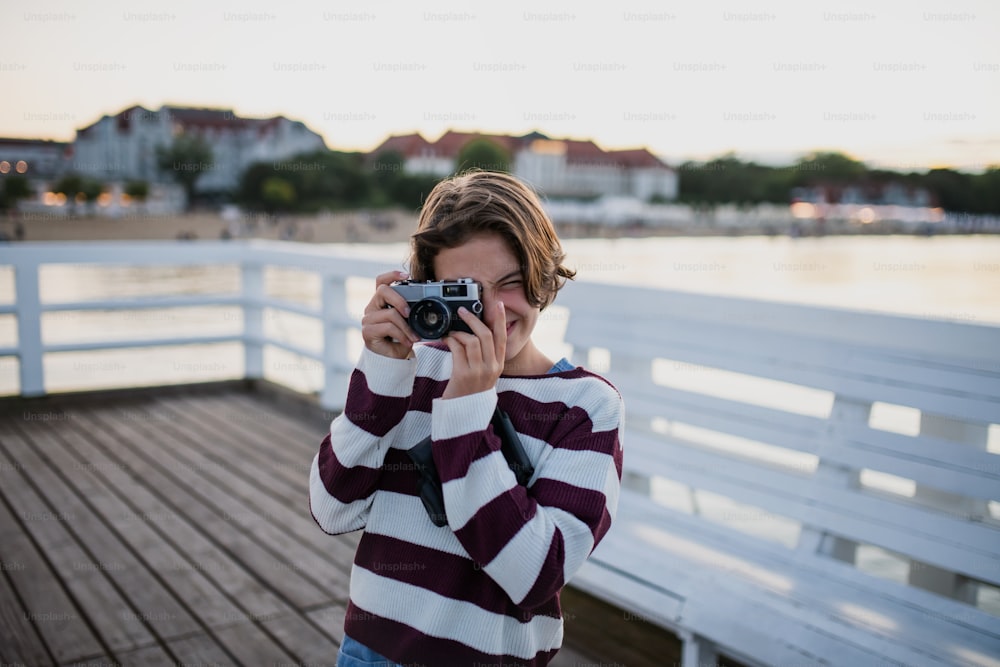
[389,173,442,210]
[923,168,971,212]
[261,177,296,213]
[792,151,867,186]
[372,150,405,186]
[52,173,104,214]
[125,180,149,201]
[157,134,214,210]
[238,150,372,213]
[454,138,510,174]
[1,175,33,211]
[971,167,1000,214]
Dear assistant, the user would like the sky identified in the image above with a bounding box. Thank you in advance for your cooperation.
[3,0,999,172]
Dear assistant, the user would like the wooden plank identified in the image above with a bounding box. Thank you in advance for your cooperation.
[154,395,313,507]
[67,657,116,667]
[0,564,53,666]
[176,391,328,461]
[119,397,355,605]
[610,493,1000,658]
[0,424,154,654]
[260,611,341,665]
[304,602,347,646]
[32,413,253,632]
[4,418,204,641]
[212,620,296,665]
[165,632,238,666]
[40,403,294,626]
[569,315,1000,423]
[624,426,1000,583]
[0,482,104,664]
[558,279,1000,368]
[836,422,1000,500]
[75,406,335,611]
[109,643,176,667]
[620,382,827,455]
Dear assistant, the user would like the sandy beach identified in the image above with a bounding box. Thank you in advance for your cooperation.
[0,209,423,244]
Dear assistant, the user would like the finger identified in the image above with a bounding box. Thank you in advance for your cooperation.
[377,283,413,314]
[444,333,468,368]
[363,310,420,343]
[457,306,490,336]
[375,269,409,288]
[365,282,411,316]
[364,321,418,347]
[493,301,507,363]
[448,330,484,365]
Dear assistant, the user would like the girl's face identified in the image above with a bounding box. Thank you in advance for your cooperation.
[433,233,549,375]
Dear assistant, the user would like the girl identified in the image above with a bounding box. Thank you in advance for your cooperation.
[309,171,624,666]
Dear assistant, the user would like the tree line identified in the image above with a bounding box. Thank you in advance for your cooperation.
[676,151,1000,214]
[3,136,998,215]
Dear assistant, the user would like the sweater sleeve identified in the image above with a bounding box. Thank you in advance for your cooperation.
[309,347,417,534]
[430,384,624,611]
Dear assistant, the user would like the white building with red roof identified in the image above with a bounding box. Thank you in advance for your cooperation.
[370,129,677,200]
[72,105,326,194]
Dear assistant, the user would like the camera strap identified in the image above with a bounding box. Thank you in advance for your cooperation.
[405,407,535,527]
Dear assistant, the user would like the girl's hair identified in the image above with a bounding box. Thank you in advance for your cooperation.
[409,171,575,310]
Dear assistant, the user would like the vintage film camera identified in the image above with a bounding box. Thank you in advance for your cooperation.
[390,278,484,340]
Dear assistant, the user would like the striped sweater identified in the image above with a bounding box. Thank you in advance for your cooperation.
[309,343,624,666]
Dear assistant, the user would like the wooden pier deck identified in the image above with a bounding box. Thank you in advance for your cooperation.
[0,382,683,667]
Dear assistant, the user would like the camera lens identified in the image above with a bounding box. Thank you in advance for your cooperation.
[409,298,451,339]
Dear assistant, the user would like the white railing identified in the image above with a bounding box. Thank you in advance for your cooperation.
[0,240,391,409]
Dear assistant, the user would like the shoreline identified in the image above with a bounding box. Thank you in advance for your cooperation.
[0,210,990,244]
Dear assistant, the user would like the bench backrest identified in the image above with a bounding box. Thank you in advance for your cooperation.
[556,280,1000,602]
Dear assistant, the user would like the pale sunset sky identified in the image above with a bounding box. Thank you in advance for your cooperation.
[2,0,998,171]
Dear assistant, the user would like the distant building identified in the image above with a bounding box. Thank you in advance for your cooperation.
[0,138,72,180]
[370,130,678,201]
[72,105,327,194]
[792,182,934,208]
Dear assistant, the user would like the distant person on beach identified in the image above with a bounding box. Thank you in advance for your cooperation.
[309,171,624,666]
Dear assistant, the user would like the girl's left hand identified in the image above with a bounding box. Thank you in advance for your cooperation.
[442,301,507,399]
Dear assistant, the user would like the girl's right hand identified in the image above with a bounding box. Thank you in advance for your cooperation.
[361,270,421,359]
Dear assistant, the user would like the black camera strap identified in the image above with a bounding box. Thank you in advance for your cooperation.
[405,407,535,527]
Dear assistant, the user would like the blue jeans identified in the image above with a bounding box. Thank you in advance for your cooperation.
[336,635,404,667]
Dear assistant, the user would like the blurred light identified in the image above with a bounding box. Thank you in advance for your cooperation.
[930,207,945,223]
[0,161,9,174]
[75,193,86,204]
[790,202,816,219]
[43,192,58,205]
[857,207,876,224]
[15,160,27,174]
[97,192,112,206]
[121,193,132,206]
[56,193,67,205]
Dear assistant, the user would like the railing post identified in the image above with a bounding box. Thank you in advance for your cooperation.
[15,263,45,397]
[797,395,867,563]
[242,262,264,380]
[320,273,351,412]
[909,413,987,603]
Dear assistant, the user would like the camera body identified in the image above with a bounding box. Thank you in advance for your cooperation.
[390,278,484,340]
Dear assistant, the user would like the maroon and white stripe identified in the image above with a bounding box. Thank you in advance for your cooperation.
[309,344,624,665]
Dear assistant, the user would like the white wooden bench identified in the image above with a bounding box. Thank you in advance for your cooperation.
[556,281,1000,667]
